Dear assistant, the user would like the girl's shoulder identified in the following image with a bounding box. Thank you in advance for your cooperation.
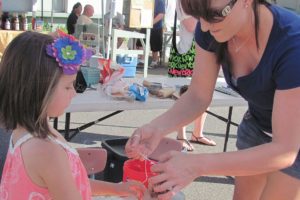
[14,135,73,188]
[21,136,71,172]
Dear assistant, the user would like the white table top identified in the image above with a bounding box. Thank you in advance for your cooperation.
[66,77,247,113]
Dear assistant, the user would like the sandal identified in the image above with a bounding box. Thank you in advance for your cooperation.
[190,134,216,146]
[176,137,194,152]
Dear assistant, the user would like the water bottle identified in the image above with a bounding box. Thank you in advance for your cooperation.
[5,19,10,30]
[23,17,28,31]
[15,17,19,31]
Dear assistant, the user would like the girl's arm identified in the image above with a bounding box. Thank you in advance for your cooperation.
[89,179,146,198]
[22,139,82,200]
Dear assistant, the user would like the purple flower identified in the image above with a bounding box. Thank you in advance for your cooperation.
[46,30,92,75]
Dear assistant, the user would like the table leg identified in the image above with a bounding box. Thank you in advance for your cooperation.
[59,111,124,141]
[53,117,58,130]
[223,106,233,152]
[64,113,71,141]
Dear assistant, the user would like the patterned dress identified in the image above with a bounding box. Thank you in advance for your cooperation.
[0,134,92,200]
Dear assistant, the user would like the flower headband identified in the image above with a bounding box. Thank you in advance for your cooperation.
[46,30,92,75]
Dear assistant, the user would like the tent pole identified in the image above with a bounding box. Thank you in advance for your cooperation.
[101,0,105,56]
[50,0,53,31]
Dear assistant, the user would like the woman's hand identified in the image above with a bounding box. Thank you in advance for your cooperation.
[149,151,199,200]
[117,180,146,200]
[125,124,163,160]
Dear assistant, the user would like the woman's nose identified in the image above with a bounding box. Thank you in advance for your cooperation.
[200,18,211,32]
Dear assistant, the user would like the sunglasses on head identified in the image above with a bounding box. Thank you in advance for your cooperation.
[204,0,238,23]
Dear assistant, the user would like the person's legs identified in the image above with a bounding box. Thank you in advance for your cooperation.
[233,174,267,200]
[234,171,300,200]
[176,126,194,151]
[136,29,146,63]
[152,51,159,63]
[234,111,300,199]
[150,28,163,67]
[260,171,300,200]
[190,112,216,146]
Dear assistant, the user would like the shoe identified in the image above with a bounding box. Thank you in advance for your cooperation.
[149,61,158,69]
[189,134,216,146]
[138,59,145,64]
[176,137,194,152]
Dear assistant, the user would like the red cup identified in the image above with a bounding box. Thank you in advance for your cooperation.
[123,159,157,188]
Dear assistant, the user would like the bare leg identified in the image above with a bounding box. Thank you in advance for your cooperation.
[152,51,159,63]
[192,113,207,138]
[260,171,300,200]
[177,126,187,139]
[176,126,194,151]
[233,174,267,200]
[190,112,216,146]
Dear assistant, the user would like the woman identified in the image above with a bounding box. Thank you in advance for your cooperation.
[126,0,300,199]
[66,2,82,35]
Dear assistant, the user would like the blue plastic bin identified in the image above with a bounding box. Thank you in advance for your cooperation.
[116,55,138,77]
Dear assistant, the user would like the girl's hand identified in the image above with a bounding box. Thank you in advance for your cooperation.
[117,180,146,200]
[149,151,199,200]
[125,124,163,160]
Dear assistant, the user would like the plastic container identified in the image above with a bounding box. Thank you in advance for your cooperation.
[100,137,182,183]
[123,159,156,188]
[100,138,129,183]
[116,54,138,77]
[80,66,100,86]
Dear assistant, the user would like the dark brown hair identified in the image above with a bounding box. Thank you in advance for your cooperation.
[181,0,269,65]
[0,31,62,138]
[72,2,82,11]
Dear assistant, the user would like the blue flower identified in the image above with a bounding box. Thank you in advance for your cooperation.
[46,30,92,75]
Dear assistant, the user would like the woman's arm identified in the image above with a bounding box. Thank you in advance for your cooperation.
[149,44,220,136]
[194,87,300,176]
[125,44,220,159]
[153,13,165,26]
[150,87,300,197]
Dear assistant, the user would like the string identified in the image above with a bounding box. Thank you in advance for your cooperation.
[139,153,156,184]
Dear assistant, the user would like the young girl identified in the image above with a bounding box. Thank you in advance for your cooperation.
[0,31,145,200]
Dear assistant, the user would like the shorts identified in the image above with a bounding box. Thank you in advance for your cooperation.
[150,28,163,52]
[236,111,300,180]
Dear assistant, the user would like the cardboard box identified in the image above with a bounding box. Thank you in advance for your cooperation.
[123,0,154,28]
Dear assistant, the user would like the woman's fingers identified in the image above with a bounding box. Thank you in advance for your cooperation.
[157,190,176,200]
[149,172,168,186]
[156,151,175,163]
